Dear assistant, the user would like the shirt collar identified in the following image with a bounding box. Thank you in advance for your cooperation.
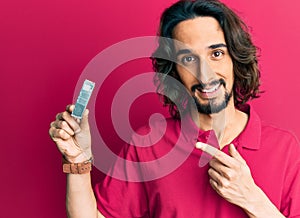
[235,104,261,150]
[184,104,261,150]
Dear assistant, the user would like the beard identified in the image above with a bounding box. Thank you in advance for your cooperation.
[193,91,232,114]
[191,79,233,114]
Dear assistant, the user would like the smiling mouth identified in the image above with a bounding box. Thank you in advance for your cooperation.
[191,79,226,99]
[199,83,220,93]
[191,79,225,93]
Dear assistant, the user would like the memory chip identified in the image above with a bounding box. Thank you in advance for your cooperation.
[71,79,95,119]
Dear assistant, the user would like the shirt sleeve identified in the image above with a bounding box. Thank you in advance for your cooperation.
[280,135,300,218]
[93,142,149,218]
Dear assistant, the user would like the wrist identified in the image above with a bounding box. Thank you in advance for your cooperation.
[242,186,284,218]
[62,153,93,174]
[242,186,265,217]
[64,150,92,163]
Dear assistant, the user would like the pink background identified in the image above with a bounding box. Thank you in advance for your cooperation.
[1,0,300,217]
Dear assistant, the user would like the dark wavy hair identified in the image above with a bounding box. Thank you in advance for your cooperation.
[152,0,261,119]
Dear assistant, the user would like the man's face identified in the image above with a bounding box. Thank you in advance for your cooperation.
[173,16,234,114]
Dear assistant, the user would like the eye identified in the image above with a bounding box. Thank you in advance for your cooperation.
[181,55,198,65]
[212,50,224,59]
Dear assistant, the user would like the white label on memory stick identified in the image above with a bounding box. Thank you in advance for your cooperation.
[71,79,95,119]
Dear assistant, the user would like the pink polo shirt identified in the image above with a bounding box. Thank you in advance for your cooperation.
[94,105,300,217]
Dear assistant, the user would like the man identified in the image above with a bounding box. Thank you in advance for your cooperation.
[49,0,300,217]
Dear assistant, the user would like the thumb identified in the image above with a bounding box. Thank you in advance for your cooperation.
[79,109,90,131]
[229,144,245,163]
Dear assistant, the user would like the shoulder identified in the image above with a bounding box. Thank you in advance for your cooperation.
[261,121,299,144]
[131,117,180,144]
[134,117,179,134]
[260,121,300,161]
[244,104,300,154]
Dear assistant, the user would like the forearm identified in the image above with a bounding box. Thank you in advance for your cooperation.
[242,187,285,218]
[66,173,104,218]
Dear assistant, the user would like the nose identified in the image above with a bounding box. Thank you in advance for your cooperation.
[197,58,217,84]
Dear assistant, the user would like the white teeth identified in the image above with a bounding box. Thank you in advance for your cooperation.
[202,84,219,93]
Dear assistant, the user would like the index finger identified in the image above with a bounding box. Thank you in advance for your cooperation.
[195,142,235,167]
[196,142,218,156]
[66,104,75,113]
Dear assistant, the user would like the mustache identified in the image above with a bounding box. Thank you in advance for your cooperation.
[191,79,226,92]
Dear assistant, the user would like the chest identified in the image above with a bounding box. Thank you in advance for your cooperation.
[144,154,248,218]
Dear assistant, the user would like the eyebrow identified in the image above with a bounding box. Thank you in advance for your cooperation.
[175,43,227,57]
[208,43,227,49]
[175,49,192,57]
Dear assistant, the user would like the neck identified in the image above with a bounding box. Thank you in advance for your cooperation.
[193,99,247,149]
